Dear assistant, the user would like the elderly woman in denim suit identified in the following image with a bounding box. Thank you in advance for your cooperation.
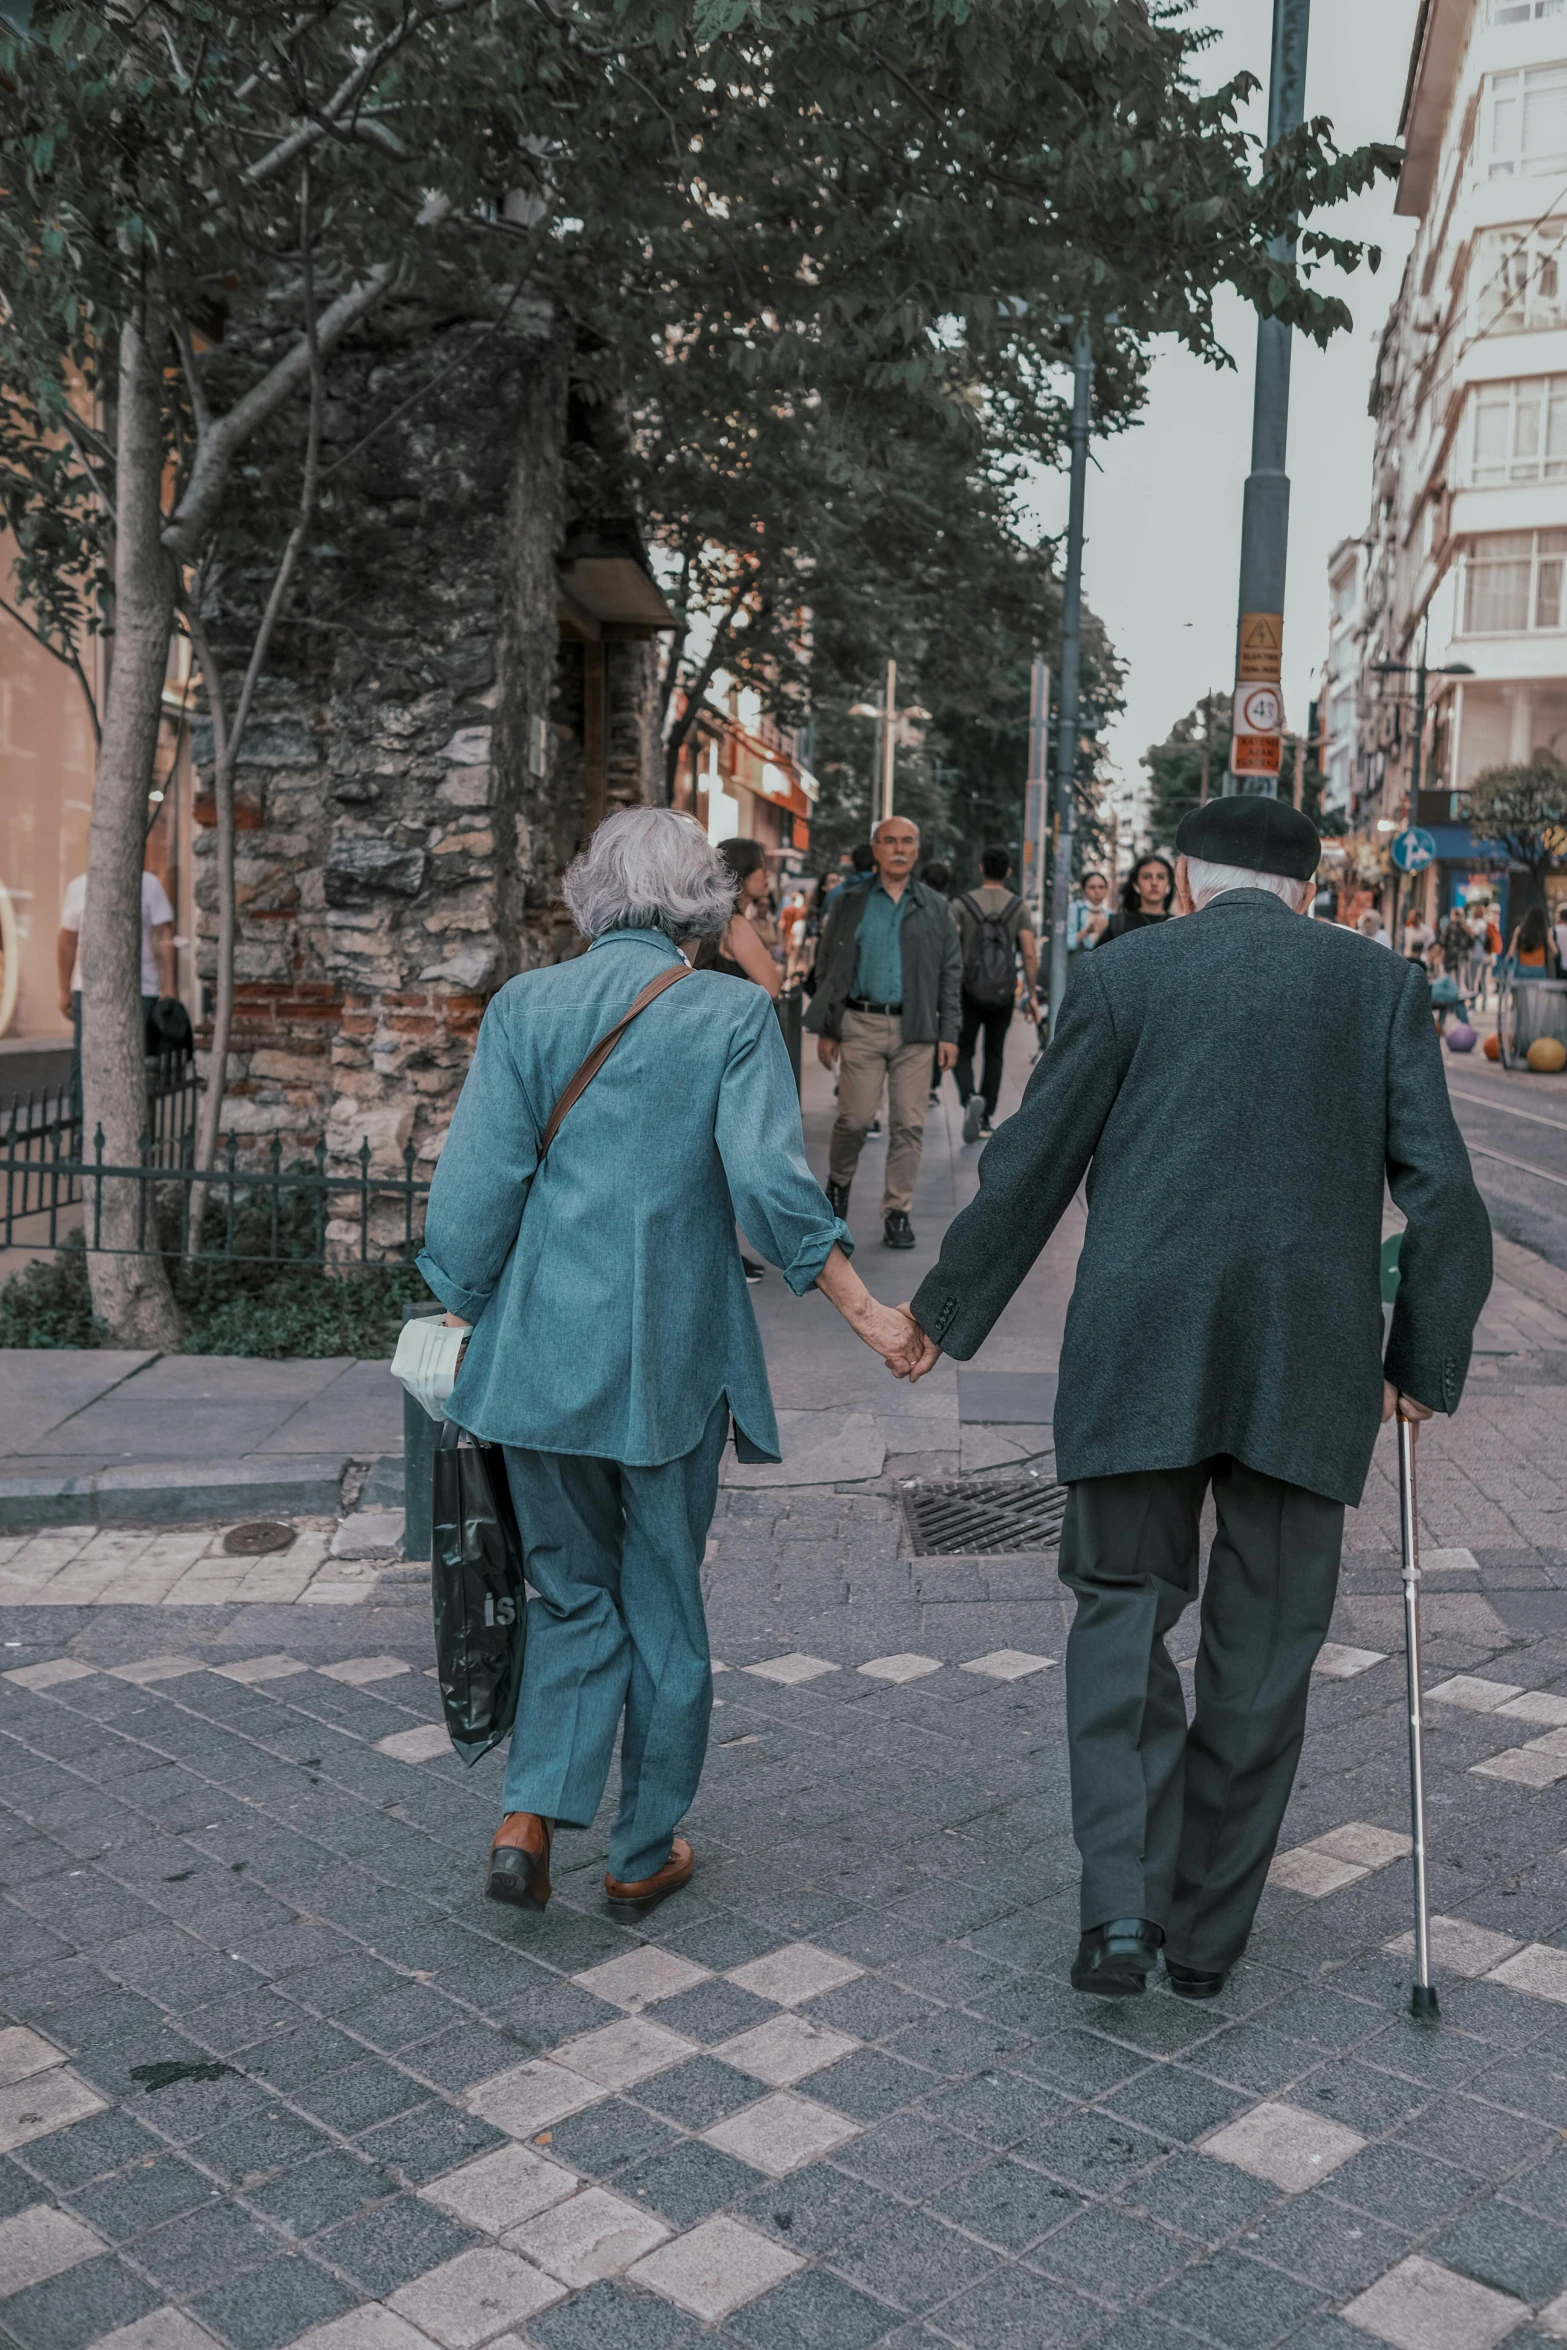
[418,808,917,1916]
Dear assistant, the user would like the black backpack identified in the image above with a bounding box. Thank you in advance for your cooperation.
[959,892,1021,1008]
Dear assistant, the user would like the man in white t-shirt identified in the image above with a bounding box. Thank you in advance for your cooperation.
[58,869,176,1057]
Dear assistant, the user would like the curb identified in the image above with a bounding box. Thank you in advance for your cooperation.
[0,1454,390,1534]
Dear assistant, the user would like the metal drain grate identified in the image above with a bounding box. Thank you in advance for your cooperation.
[902,1474,1067,1556]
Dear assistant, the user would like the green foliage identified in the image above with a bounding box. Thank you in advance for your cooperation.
[1467,760,1567,879]
[0,0,1400,727]
[0,1233,429,1356]
[1144,693,1232,841]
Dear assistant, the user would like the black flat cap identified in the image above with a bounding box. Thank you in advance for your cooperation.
[1174,796,1320,881]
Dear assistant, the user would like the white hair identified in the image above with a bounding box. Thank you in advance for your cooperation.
[873,816,920,841]
[1184,855,1306,911]
[562,807,737,941]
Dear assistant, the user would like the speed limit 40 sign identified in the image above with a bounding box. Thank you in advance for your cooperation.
[1231,679,1284,779]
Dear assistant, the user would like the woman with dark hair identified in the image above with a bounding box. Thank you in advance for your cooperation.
[1505,904,1558,975]
[690,839,782,997]
[689,840,781,1283]
[1097,854,1176,943]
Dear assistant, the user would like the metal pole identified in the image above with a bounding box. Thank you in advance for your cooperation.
[1225,0,1311,800]
[1391,656,1428,946]
[881,657,897,824]
[1025,658,1050,940]
[1399,1414,1440,2021]
[1047,322,1094,1034]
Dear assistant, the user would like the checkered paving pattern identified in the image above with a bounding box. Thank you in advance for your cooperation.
[4,1491,1567,2348]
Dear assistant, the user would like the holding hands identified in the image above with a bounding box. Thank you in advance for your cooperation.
[814,1244,942,1383]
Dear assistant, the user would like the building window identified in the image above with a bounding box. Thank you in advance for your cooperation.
[1471,375,1567,479]
[1461,527,1567,630]
[1489,0,1565,19]
[1485,65,1567,179]
[1471,225,1567,331]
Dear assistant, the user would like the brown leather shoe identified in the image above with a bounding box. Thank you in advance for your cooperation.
[604,1835,694,1916]
[486,1813,551,1910]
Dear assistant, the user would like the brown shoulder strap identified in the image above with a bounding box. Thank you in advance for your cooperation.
[537,961,692,1164]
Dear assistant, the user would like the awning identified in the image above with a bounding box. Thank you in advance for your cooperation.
[1423,824,1511,866]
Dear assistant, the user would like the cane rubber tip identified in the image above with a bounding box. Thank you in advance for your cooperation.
[1409,1983,1440,2022]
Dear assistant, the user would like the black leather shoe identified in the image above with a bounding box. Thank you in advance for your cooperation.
[883,1211,915,1249]
[1070,1918,1164,1997]
[1166,1957,1227,2001]
[827,1180,851,1219]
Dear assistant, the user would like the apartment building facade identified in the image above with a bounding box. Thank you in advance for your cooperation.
[1342,0,1567,926]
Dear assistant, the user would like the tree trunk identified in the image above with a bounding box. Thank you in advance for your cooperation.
[80,311,183,1350]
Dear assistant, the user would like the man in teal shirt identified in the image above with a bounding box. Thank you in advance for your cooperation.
[805,815,962,1249]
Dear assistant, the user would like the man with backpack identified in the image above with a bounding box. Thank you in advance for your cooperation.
[954,850,1037,1144]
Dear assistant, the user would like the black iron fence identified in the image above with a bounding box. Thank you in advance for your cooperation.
[2,1066,429,1266]
[2,1054,198,1250]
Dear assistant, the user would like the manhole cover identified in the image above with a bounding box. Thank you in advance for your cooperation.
[222,1521,297,1557]
[902,1475,1067,1556]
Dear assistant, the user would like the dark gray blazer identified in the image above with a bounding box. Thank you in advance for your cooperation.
[804,876,962,1045]
[911,891,1492,1507]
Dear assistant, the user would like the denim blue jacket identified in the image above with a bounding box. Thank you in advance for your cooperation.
[417,927,849,1465]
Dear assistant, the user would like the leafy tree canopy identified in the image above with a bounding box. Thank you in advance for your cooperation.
[1467,760,1567,879]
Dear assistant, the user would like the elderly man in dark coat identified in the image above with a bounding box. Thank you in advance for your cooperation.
[900,798,1492,2000]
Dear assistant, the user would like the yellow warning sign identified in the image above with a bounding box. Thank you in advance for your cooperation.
[1238,612,1283,682]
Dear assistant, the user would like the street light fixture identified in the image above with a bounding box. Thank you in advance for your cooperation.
[847,663,930,823]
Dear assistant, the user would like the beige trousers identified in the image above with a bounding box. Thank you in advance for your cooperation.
[828,1008,932,1215]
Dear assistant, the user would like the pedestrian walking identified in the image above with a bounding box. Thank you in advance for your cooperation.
[954,850,1038,1144]
[892,797,1491,2001]
[919,861,954,1107]
[822,842,875,908]
[1069,870,1112,954]
[1096,853,1175,942]
[1439,907,1471,975]
[689,839,782,996]
[1401,909,1434,963]
[416,808,916,1918]
[1504,904,1558,976]
[689,839,785,1284]
[1357,910,1390,949]
[57,864,177,1102]
[805,814,961,1250]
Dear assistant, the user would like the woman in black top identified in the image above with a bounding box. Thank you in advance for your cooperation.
[688,837,779,1283]
[689,839,782,994]
[1097,853,1175,943]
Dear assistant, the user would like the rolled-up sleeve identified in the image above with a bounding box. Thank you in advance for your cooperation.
[416,996,540,1322]
[717,995,851,1294]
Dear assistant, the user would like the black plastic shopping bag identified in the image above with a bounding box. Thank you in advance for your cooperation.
[430,1423,526,1765]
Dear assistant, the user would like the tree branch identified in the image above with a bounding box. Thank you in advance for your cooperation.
[164,264,395,556]
[243,0,488,186]
[0,591,100,744]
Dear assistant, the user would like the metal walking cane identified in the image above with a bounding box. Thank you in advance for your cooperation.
[1398,1411,1440,2021]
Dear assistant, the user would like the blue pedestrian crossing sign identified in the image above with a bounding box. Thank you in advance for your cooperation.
[1389,827,1436,874]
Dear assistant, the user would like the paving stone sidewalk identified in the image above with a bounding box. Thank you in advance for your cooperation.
[5,1040,1567,2348]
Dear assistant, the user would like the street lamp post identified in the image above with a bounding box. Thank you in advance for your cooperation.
[1047,321,1094,1034]
[1225,0,1311,799]
[849,664,930,826]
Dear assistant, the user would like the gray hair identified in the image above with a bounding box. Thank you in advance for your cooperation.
[1184,855,1306,911]
[563,807,737,941]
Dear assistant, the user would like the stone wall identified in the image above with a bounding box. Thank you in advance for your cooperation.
[191,298,662,1229]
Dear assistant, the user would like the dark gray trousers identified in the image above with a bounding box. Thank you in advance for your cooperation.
[1059,1457,1344,1970]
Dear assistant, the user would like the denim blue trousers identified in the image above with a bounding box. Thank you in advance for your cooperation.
[500,1398,727,1884]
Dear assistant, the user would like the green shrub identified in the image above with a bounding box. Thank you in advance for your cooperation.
[0,1214,433,1359]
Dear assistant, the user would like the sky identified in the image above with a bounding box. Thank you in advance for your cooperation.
[1026,0,1424,812]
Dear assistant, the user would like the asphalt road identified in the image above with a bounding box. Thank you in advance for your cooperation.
[1444,1050,1567,1271]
